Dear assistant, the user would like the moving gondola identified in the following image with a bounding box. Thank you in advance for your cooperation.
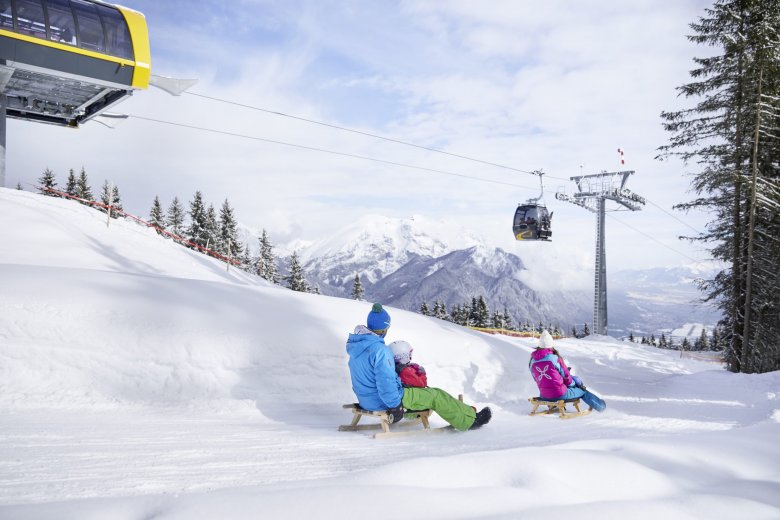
[513,170,552,241]
[0,0,150,127]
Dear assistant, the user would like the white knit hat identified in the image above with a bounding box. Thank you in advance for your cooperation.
[538,330,554,349]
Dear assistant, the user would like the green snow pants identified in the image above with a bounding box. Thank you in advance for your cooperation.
[401,387,477,431]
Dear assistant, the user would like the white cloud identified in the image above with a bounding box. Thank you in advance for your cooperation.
[7,0,714,271]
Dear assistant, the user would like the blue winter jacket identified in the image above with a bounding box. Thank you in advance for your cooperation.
[346,326,403,410]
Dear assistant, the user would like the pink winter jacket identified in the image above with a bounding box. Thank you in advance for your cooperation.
[529,348,574,399]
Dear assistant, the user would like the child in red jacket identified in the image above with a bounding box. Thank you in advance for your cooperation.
[389,340,427,387]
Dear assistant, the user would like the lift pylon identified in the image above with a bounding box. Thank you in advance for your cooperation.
[555,170,646,335]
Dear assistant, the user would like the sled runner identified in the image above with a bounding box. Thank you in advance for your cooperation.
[338,404,452,439]
[528,397,592,419]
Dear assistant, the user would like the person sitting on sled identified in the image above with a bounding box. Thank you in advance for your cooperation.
[388,340,427,388]
[529,330,605,411]
[346,303,492,430]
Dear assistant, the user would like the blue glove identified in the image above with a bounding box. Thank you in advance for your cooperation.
[572,375,587,390]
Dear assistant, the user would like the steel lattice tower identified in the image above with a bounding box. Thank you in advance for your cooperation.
[556,171,646,335]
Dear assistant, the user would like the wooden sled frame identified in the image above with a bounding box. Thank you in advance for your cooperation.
[338,404,451,439]
[528,397,592,419]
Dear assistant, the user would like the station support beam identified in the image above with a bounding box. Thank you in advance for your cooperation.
[1,94,6,188]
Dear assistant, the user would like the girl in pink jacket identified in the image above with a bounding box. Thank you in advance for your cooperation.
[529,330,606,411]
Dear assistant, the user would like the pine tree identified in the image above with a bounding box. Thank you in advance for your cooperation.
[435,300,448,320]
[659,333,667,349]
[475,296,489,328]
[711,326,723,351]
[75,167,93,204]
[150,196,166,232]
[37,168,58,195]
[65,169,77,196]
[16,183,22,190]
[681,337,692,351]
[628,331,635,343]
[285,251,309,292]
[98,181,122,217]
[351,274,364,300]
[491,310,503,329]
[166,197,185,237]
[571,325,578,338]
[583,322,591,337]
[502,307,513,330]
[255,229,280,284]
[205,204,219,250]
[419,301,430,316]
[186,191,208,249]
[218,199,243,258]
[659,0,780,373]
[694,328,709,351]
[238,245,253,272]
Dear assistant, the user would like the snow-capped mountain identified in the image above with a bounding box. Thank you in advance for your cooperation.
[290,216,721,336]
[297,214,483,291]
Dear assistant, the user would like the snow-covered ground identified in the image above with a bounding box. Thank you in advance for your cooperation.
[1,188,778,520]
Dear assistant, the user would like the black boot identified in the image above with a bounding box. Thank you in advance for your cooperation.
[469,407,492,430]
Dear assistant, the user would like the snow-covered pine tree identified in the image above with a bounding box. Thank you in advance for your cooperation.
[218,199,243,258]
[710,326,723,351]
[351,274,364,300]
[98,181,122,217]
[166,197,185,237]
[659,0,780,373]
[419,301,430,316]
[659,333,667,349]
[435,300,448,320]
[475,296,490,328]
[582,322,591,336]
[284,251,310,292]
[16,183,22,190]
[75,167,93,204]
[186,191,209,249]
[37,168,57,195]
[681,337,692,351]
[238,245,253,272]
[491,310,503,329]
[205,204,219,250]
[150,196,166,232]
[255,229,280,284]
[99,181,111,212]
[502,307,513,330]
[65,169,77,196]
[111,185,123,216]
[571,325,578,338]
[694,328,709,351]
[629,331,635,343]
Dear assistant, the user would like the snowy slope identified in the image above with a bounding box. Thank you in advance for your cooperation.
[1,188,779,520]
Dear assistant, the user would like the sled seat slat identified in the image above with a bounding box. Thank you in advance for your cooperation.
[338,403,435,437]
[528,397,592,419]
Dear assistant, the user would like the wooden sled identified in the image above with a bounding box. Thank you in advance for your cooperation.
[528,397,592,419]
[338,404,453,439]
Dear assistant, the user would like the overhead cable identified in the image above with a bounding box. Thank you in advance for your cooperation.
[127,114,539,190]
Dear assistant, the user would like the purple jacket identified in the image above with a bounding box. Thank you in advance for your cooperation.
[529,348,573,399]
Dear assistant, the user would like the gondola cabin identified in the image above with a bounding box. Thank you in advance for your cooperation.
[513,203,552,241]
[0,0,150,127]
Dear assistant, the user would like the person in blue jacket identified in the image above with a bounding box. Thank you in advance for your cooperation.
[345,303,492,431]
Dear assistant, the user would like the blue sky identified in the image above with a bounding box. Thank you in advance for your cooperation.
[7,0,716,281]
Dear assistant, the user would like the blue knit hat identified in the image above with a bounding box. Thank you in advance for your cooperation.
[367,303,391,335]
